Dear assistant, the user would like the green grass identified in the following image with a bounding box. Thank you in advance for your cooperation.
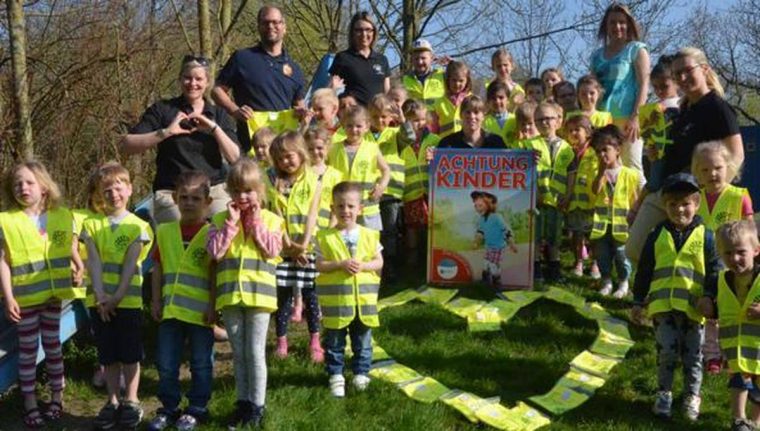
[0,268,737,430]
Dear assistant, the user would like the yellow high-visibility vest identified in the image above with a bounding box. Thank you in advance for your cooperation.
[402,70,445,107]
[590,166,640,242]
[568,147,599,211]
[697,185,749,231]
[367,127,405,200]
[0,207,84,307]
[245,110,299,157]
[401,133,440,202]
[315,226,381,329]
[212,209,283,312]
[518,136,574,207]
[266,168,319,246]
[717,270,760,375]
[327,138,383,218]
[483,114,517,148]
[433,97,462,138]
[156,221,212,326]
[315,166,345,229]
[646,225,706,323]
[565,110,613,128]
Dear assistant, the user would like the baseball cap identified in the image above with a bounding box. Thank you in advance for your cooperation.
[413,39,434,53]
[661,173,700,195]
[470,190,497,203]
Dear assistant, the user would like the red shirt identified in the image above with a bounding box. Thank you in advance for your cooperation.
[153,222,205,264]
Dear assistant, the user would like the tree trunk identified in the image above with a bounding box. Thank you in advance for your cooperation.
[219,0,232,62]
[401,0,416,72]
[197,0,212,58]
[6,0,33,159]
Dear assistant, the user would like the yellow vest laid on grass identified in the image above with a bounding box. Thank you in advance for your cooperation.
[0,207,84,307]
[590,166,640,242]
[327,139,383,218]
[212,209,283,312]
[717,270,760,375]
[403,70,445,107]
[83,212,153,309]
[157,222,212,326]
[518,136,574,207]
[646,225,706,323]
[568,147,599,211]
[315,226,381,329]
[697,185,749,231]
[401,133,440,202]
[315,166,345,229]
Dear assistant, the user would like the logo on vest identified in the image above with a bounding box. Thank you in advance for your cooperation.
[715,211,729,224]
[357,160,369,175]
[51,230,67,248]
[687,238,703,256]
[190,248,208,267]
[114,235,132,252]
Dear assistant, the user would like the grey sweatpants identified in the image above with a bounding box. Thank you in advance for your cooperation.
[653,311,704,396]
[222,306,271,407]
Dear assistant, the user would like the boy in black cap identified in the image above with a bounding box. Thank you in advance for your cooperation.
[631,172,721,422]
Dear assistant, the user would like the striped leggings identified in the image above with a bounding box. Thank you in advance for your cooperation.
[17,301,64,396]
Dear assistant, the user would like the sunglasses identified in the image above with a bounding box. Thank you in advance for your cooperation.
[182,55,210,66]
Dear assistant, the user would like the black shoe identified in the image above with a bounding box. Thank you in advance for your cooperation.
[117,401,143,429]
[251,404,265,428]
[491,275,502,287]
[482,270,489,283]
[227,400,252,431]
[546,261,563,283]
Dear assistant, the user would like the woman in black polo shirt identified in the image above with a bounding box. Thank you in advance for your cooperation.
[438,96,506,149]
[329,11,390,105]
[120,56,241,223]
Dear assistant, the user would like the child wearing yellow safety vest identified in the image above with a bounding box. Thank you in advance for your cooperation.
[206,158,284,429]
[251,127,275,170]
[0,161,85,428]
[400,100,440,266]
[566,75,613,129]
[305,127,345,229]
[148,171,216,431]
[563,115,601,280]
[517,101,573,283]
[368,94,405,282]
[692,140,754,376]
[714,221,760,430]
[483,82,518,147]
[402,39,445,108]
[327,105,390,231]
[266,132,324,363]
[431,60,471,138]
[487,48,525,112]
[304,88,341,137]
[81,162,154,431]
[589,125,643,298]
[315,182,384,398]
[631,173,720,422]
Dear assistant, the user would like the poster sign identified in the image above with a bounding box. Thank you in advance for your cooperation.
[428,149,536,289]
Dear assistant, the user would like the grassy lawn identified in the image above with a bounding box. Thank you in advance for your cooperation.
[0,267,736,430]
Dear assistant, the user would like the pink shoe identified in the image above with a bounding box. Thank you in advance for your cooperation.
[309,333,324,363]
[581,244,589,260]
[275,336,288,359]
[706,358,722,374]
[572,261,584,277]
[590,262,601,280]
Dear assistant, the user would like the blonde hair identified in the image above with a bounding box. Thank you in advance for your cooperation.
[717,220,760,253]
[310,88,339,109]
[540,67,564,83]
[269,131,310,178]
[674,46,724,98]
[536,101,562,118]
[691,140,741,184]
[491,48,514,69]
[444,61,472,95]
[339,104,369,125]
[388,83,408,98]
[303,127,332,150]
[6,160,63,211]
[226,158,267,205]
[515,101,537,127]
[368,93,397,116]
[95,161,131,189]
[252,127,276,148]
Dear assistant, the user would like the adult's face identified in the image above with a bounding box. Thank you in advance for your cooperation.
[259,8,286,46]
[352,19,375,51]
[181,66,209,102]
[605,11,629,43]
[673,56,709,99]
[462,109,484,135]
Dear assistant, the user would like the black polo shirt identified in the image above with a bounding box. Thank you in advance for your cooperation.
[216,45,305,111]
[129,97,240,191]
[438,131,506,149]
[329,49,390,105]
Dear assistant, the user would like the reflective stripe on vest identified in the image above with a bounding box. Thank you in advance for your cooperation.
[434,97,462,138]
[482,115,516,147]
[402,71,445,107]
[327,138,382,217]
[569,148,599,211]
[521,137,574,207]
[212,209,282,312]
[697,185,748,231]
[646,225,706,323]
[246,109,299,137]
[157,221,212,326]
[590,166,639,242]
[717,270,760,374]
[0,208,83,307]
[268,169,319,244]
[401,133,440,202]
[315,226,381,329]
[367,128,405,200]
[316,167,344,229]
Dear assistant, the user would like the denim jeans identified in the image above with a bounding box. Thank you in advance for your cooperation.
[380,198,403,259]
[323,317,373,376]
[593,229,631,282]
[156,318,214,415]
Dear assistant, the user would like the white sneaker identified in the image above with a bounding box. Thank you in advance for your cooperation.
[683,393,701,422]
[352,374,371,391]
[599,279,613,296]
[572,261,584,277]
[613,280,629,299]
[590,263,601,280]
[329,374,345,398]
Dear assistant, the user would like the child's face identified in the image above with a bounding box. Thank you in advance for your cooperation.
[12,167,45,209]
[542,72,561,93]
[252,138,271,162]
[526,85,544,103]
[473,197,488,215]
[332,191,362,227]
[338,96,358,116]
[595,142,620,168]
[461,108,484,134]
[447,71,468,94]
[174,185,210,223]
[578,84,599,111]
[308,139,328,165]
[370,109,395,131]
[101,179,132,215]
[518,117,537,138]
[555,86,577,112]
[343,116,368,144]
[492,57,513,79]
[566,123,590,148]
[408,111,428,135]
[535,107,560,138]
[664,194,699,229]
[412,50,433,75]
[313,101,339,125]
[389,90,407,110]
[489,90,509,114]
[233,188,260,212]
[695,151,728,193]
[652,76,678,100]
[275,150,303,176]
[721,235,760,275]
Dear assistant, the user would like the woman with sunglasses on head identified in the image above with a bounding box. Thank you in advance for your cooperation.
[329,11,391,106]
[120,55,241,223]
